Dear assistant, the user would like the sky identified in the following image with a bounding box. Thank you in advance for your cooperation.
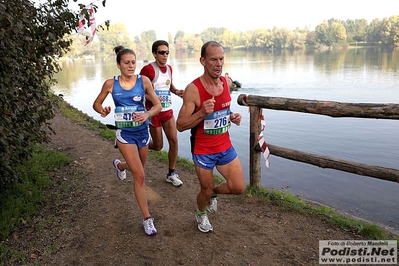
[76,0,397,40]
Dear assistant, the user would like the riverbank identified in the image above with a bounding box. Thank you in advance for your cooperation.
[2,105,398,264]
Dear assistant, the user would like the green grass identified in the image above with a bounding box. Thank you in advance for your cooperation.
[0,145,71,241]
[0,142,81,264]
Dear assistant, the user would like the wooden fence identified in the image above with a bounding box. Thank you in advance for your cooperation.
[236,94,399,187]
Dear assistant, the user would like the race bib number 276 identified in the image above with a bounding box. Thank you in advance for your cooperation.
[203,109,231,135]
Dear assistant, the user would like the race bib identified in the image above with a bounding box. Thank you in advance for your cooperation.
[203,108,231,135]
[114,106,145,128]
[155,90,171,108]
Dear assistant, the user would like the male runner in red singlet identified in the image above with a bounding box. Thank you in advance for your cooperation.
[140,40,184,187]
[176,41,246,233]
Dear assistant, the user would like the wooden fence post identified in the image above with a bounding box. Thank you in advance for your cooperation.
[249,106,262,187]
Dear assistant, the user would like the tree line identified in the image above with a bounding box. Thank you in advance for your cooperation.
[67,15,399,60]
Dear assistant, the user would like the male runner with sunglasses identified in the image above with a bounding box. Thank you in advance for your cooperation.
[140,40,184,187]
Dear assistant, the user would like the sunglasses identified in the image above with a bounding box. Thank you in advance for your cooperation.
[157,50,169,55]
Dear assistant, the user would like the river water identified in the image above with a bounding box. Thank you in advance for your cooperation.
[53,48,399,234]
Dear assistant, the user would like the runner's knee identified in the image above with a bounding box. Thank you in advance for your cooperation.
[229,182,246,195]
[234,186,246,195]
[151,144,163,151]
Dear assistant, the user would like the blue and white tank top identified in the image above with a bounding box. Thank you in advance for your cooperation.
[111,75,148,131]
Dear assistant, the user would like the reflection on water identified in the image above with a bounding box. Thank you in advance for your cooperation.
[53,48,399,234]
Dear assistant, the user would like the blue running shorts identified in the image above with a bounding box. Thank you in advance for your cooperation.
[192,146,237,170]
[115,128,150,149]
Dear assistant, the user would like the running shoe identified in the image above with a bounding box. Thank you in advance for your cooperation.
[166,172,183,187]
[143,217,157,236]
[206,196,218,213]
[113,159,126,180]
[195,212,213,233]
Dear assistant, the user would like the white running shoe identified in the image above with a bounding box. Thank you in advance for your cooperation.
[206,196,217,213]
[195,212,213,233]
[113,159,126,180]
[166,172,183,187]
[143,217,157,236]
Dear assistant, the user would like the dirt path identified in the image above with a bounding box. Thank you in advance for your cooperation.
[6,113,375,265]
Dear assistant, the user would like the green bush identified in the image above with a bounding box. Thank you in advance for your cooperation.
[0,0,77,188]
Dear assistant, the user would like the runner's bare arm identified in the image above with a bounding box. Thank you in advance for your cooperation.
[93,78,113,117]
[142,76,162,118]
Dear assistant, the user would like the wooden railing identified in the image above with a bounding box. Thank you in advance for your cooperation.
[236,94,399,187]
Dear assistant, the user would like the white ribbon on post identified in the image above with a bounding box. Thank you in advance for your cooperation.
[257,112,270,168]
